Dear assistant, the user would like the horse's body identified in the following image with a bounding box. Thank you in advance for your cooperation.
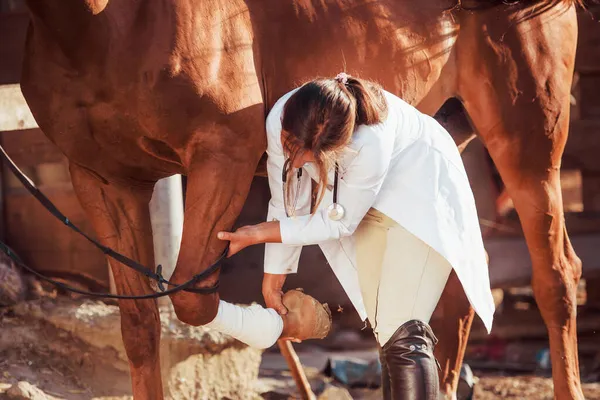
[21,0,582,398]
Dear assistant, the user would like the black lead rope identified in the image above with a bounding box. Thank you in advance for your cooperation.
[0,145,227,300]
[1,242,222,300]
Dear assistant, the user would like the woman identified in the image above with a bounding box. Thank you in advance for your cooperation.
[218,73,495,399]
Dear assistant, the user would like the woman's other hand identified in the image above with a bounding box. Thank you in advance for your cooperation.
[218,221,282,257]
[217,225,261,257]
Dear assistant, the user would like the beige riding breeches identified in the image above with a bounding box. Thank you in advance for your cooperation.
[354,208,453,346]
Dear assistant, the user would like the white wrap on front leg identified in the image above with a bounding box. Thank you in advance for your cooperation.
[205,300,284,349]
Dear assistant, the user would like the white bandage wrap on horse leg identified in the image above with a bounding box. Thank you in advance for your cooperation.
[205,300,283,349]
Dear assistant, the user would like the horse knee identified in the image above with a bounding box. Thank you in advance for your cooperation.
[170,292,219,326]
[119,301,161,368]
[532,251,582,324]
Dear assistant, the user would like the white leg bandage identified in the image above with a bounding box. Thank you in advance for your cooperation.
[205,300,284,349]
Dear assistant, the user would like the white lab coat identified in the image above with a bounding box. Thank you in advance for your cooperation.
[264,89,495,333]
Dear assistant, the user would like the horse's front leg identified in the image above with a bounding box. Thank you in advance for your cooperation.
[169,138,264,326]
[70,163,163,399]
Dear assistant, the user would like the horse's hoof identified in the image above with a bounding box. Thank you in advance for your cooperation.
[282,289,332,340]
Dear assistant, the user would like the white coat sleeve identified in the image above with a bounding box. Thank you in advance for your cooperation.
[279,130,394,245]
[263,110,312,274]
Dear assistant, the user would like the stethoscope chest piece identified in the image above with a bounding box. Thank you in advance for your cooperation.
[327,203,345,221]
[327,163,345,221]
[283,159,345,221]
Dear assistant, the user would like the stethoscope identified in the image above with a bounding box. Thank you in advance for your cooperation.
[282,160,345,221]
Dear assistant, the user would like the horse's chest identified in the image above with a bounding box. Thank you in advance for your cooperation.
[70,76,262,174]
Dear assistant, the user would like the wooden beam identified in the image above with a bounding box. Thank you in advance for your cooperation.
[485,211,600,238]
[582,173,600,211]
[563,120,600,172]
[0,128,63,166]
[576,11,600,73]
[469,310,600,341]
[0,12,29,85]
[579,74,600,119]
[4,182,109,289]
[485,233,600,288]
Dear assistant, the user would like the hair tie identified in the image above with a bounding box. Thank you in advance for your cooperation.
[334,72,349,85]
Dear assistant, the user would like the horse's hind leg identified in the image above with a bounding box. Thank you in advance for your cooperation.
[70,163,163,400]
[430,271,474,400]
[458,3,583,398]
[430,99,477,400]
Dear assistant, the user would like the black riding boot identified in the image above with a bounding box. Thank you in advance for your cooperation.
[380,319,440,400]
[379,345,392,400]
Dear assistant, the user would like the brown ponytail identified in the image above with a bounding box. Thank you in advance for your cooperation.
[281,74,388,212]
[342,76,388,126]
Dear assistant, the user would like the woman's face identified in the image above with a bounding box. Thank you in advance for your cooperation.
[282,131,316,168]
[291,149,316,168]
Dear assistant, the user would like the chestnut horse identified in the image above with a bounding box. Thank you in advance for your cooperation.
[20,0,582,398]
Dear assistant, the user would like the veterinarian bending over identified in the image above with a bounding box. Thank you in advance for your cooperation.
[218,73,495,400]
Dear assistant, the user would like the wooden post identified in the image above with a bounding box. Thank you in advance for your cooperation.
[278,339,316,400]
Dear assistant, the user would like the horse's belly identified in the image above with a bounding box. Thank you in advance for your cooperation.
[255,0,458,107]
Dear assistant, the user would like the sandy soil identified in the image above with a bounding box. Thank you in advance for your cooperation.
[472,374,600,400]
[349,375,600,400]
[0,306,129,399]
[1,298,599,399]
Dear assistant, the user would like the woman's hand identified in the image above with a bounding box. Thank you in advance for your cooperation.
[263,273,288,315]
[218,221,282,257]
[217,225,262,257]
[263,289,287,315]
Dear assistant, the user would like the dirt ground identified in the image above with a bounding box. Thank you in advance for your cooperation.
[1,296,600,400]
[472,374,600,400]
[349,375,600,400]
[351,375,600,399]
[0,304,129,399]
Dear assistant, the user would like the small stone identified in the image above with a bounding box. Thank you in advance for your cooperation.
[0,252,27,307]
[318,385,353,400]
[6,381,52,400]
